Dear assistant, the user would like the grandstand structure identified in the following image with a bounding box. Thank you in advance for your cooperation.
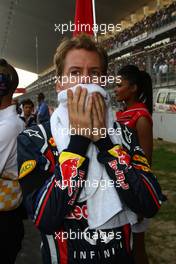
[22,68,57,108]
[106,0,176,107]
[19,0,176,109]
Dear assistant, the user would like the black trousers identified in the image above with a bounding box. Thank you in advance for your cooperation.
[0,207,25,264]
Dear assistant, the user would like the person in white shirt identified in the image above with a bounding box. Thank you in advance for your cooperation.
[0,58,25,264]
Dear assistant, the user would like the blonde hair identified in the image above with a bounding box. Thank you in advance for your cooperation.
[54,34,108,77]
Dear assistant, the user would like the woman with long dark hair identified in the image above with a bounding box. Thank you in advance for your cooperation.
[115,64,153,163]
[115,65,153,264]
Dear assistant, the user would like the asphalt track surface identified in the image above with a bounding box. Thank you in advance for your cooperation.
[16,220,42,264]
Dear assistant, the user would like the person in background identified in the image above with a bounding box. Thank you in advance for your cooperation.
[115,64,153,264]
[20,98,36,127]
[0,58,24,264]
[36,92,50,123]
[12,98,22,115]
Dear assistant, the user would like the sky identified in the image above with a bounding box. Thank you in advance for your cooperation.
[13,68,38,98]
[16,68,38,88]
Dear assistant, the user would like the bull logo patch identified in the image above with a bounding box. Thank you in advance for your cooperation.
[108,146,131,166]
[57,152,85,196]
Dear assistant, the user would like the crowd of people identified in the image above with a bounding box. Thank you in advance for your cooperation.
[14,93,50,128]
[107,40,176,86]
[102,1,176,51]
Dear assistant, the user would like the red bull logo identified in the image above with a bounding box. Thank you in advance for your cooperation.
[59,157,79,196]
[109,146,131,166]
[66,205,88,220]
[57,152,85,196]
[108,160,129,190]
[116,170,129,190]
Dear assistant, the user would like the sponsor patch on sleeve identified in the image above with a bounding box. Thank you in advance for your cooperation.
[48,137,56,147]
[133,164,151,172]
[57,152,85,196]
[59,152,85,168]
[108,146,131,166]
[19,160,36,179]
[132,154,150,167]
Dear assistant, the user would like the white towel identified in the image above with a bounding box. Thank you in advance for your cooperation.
[51,84,131,229]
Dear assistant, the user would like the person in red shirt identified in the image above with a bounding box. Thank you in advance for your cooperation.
[115,65,153,264]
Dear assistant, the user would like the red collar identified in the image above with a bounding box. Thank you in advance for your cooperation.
[126,102,147,111]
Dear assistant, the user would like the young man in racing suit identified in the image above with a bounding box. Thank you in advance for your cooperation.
[17,34,165,264]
